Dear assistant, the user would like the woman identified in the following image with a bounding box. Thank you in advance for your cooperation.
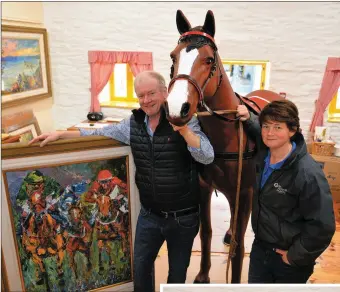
[237,100,335,283]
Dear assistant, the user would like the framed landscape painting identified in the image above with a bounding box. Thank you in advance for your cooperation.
[1,25,52,108]
[2,139,139,292]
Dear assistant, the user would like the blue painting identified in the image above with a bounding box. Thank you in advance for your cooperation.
[1,38,43,94]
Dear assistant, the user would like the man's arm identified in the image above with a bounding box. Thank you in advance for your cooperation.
[173,116,214,165]
[79,118,130,145]
[29,118,131,147]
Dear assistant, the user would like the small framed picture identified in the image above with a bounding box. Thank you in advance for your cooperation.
[2,110,41,143]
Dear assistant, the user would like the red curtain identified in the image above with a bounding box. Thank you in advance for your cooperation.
[309,57,340,132]
[88,51,153,112]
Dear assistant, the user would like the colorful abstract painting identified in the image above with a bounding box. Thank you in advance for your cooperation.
[3,156,132,292]
[1,38,43,94]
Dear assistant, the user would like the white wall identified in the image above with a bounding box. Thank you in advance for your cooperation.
[1,2,55,133]
[42,2,340,142]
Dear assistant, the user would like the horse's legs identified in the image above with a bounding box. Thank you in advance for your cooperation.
[68,249,78,278]
[31,252,46,284]
[98,239,105,274]
[84,244,92,271]
[194,186,213,283]
[223,207,234,245]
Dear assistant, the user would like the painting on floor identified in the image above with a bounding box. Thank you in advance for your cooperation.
[2,156,132,292]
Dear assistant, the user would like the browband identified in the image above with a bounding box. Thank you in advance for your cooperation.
[179,31,216,45]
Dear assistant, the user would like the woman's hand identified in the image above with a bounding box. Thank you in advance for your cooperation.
[275,248,291,265]
[236,105,250,121]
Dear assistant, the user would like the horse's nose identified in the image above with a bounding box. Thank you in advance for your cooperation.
[180,102,191,118]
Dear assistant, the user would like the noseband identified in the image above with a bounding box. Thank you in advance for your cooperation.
[169,31,240,122]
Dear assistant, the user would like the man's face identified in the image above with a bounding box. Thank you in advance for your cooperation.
[135,77,167,118]
[98,179,112,193]
[26,181,43,196]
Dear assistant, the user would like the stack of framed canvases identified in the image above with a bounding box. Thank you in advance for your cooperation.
[1,136,139,292]
[2,110,41,144]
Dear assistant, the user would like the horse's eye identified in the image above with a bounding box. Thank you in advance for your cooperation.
[206,57,214,65]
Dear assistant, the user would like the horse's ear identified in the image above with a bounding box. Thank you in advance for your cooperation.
[202,10,215,38]
[176,10,191,34]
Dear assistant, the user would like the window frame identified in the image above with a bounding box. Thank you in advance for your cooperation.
[99,63,139,109]
[221,59,270,94]
[327,87,340,123]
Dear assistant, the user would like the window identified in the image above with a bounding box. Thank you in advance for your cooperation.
[328,86,340,122]
[99,63,139,108]
[222,59,270,96]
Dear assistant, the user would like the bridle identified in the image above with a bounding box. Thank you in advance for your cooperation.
[168,30,241,122]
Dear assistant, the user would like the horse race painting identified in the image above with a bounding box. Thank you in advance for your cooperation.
[2,155,132,292]
[1,26,52,108]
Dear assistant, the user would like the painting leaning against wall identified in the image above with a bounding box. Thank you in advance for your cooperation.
[1,26,52,108]
[2,156,132,292]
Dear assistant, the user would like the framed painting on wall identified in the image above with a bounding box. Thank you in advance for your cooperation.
[2,138,139,292]
[222,59,270,96]
[1,25,52,108]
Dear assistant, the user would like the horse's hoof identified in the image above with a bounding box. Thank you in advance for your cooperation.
[58,271,64,277]
[36,275,45,285]
[99,266,105,275]
[59,279,65,286]
[193,279,210,284]
[223,232,231,245]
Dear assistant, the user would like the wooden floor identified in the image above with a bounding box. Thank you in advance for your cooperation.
[155,195,340,290]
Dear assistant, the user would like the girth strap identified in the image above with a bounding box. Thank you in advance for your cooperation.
[214,150,255,161]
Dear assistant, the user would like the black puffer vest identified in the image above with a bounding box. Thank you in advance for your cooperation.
[130,108,199,211]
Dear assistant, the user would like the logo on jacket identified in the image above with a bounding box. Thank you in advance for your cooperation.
[274,183,287,194]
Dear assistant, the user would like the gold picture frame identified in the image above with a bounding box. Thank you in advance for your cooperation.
[1,139,139,292]
[1,25,52,108]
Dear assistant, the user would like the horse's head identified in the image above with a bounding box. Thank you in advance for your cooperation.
[165,10,222,126]
[68,205,83,224]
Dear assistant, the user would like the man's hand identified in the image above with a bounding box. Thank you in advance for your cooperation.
[236,105,250,121]
[170,123,200,148]
[171,124,189,135]
[275,248,291,265]
[28,131,62,147]
[28,130,81,147]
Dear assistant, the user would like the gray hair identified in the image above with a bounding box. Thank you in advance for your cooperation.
[134,71,167,90]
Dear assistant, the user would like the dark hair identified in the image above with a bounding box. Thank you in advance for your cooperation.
[259,100,300,133]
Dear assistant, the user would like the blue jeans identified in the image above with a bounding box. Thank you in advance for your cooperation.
[248,240,314,283]
[133,205,200,292]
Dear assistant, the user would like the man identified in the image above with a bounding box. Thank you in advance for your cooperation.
[29,71,214,291]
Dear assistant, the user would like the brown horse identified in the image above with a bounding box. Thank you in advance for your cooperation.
[165,10,283,283]
[64,204,93,278]
[95,193,131,272]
